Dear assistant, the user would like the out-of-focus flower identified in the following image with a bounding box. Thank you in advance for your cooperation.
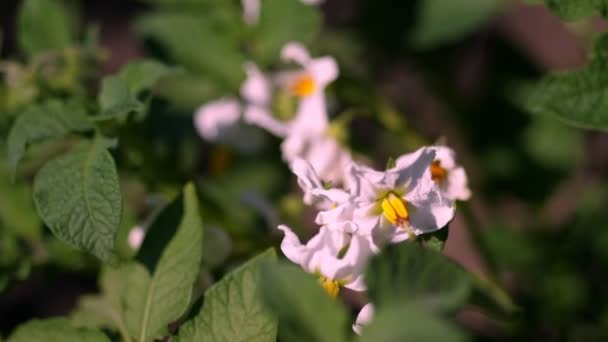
[346,147,455,246]
[243,43,351,184]
[194,97,241,142]
[353,303,375,335]
[428,146,472,201]
[278,224,372,297]
[128,225,145,251]
[194,97,264,154]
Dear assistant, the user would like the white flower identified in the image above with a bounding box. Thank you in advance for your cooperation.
[241,0,260,26]
[194,97,241,142]
[128,225,145,251]
[243,42,351,184]
[347,147,455,246]
[353,303,375,335]
[278,224,372,297]
[290,158,357,232]
[194,95,264,153]
[428,146,471,201]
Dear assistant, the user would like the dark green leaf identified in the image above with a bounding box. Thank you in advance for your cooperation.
[357,302,468,342]
[17,0,73,56]
[411,0,501,48]
[538,0,608,21]
[8,318,109,342]
[252,0,321,65]
[524,34,608,131]
[7,100,94,176]
[33,138,122,263]
[123,183,204,341]
[135,12,244,90]
[259,261,348,342]
[365,243,471,313]
[118,59,177,95]
[177,249,277,342]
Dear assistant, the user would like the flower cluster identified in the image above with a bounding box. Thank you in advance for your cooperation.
[191,7,471,332]
[279,143,471,333]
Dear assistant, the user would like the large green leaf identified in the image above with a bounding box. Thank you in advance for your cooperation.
[357,302,468,342]
[17,0,73,56]
[177,249,277,342]
[7,100,94,176]
[135,12,244,90]
[32,138,122,263]
[412,0,502,48]
[8,318,109,342]
[524,33,608,131]
[122,183,204,342]
[252,0,321,65]
[71,266,130,341]
[259,261,349,342]
[365,243,472,313]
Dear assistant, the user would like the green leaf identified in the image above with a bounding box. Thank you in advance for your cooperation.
[135,12,244,90]
[537,0,608,21]
[97,60,173,121]
[17,0,74,56]
[71,266,130,341]
[177,249,277,342]
[122,183,204,342]
[365,243,472,313]
[0,162,40,239]
[357,302,469,342]
[32,138,122,263]
[259,261,349,342]
[7,100,94,176]
[118,59,177,95]
[420,226,449,253]
[524,33,608,131]
[252,0,321,65]
[522,115,583,170]
[8,318,109,342]
[411,0,502,48]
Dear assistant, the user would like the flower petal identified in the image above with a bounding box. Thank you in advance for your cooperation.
[281,42,311,65]
[241,62,271,106]
[194,97,241,141]
[243,105,289,137]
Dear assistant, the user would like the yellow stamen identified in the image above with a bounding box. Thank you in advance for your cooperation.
[319,276,340,299]
[291,74,316,97]
[381,193,409,225]
[430,160,447,184]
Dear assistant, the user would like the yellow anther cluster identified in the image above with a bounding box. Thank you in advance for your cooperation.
[381,193,409,225]
[291,74,316,97]
[319,276,340,299]
[430,160,447,184]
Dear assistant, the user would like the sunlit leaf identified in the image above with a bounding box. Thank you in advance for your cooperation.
[122,183,204,341]
[177,249,277,342]
[8,318,109,342]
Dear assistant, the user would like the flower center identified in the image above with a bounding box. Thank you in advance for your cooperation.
[430,160,447,184]
[291,74,316,97]
[381,193,409,225]
[318,276,340,299]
